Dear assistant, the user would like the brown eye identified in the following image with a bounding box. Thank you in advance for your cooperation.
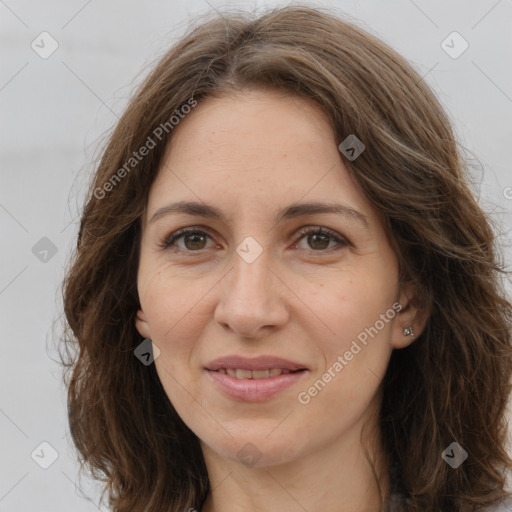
[160,226,348,254]
[306,233,331,250]
[182,233,208,250]
[161,229,214,251]
[294,227,349,252]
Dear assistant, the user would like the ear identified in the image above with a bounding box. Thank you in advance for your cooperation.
[135,309,152,340]
[391,283,429,349]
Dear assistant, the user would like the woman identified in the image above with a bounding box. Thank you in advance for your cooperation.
[61,5,512,511]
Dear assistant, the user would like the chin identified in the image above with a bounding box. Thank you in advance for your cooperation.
[201,431,307,469]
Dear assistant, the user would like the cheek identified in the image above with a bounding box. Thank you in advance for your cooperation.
[297,281,395,421]
[140,257,200,324]
[305,268,398,354]
[138,267,205,357]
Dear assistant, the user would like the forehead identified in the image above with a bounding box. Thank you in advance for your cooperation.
[163,89,335,171]
[146,89,376,226]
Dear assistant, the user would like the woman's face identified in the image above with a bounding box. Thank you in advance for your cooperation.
[136,89,417,467]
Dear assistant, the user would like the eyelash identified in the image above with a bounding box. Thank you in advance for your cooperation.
[158,226,350,254]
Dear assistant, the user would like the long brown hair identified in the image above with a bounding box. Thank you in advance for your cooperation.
[60,5,512,511]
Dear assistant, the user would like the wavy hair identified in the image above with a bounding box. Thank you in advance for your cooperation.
[60,5,512,511]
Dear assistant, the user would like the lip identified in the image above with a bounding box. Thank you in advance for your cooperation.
[205,368,309,402]
[205,355,308,372]
[204,355,310,402]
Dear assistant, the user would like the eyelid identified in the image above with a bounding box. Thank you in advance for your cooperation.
[158,226,216,251]
[294,225,350,247]
[158,225,350,253]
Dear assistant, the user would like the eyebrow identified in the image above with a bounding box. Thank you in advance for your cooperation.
[149,200,368,228]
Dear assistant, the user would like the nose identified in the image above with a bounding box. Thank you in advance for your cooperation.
[214,249,290,339]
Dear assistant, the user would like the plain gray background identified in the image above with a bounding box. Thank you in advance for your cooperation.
[1,0,511,510]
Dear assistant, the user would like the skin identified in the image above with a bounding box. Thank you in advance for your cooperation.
[135,88,425,512]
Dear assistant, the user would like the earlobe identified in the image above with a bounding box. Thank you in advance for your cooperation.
[391,283,429,349]
[392,321,417,350]
[135,309,151,339]
[402,326,414,337]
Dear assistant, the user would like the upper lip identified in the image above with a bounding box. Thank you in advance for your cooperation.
[205,355,308,372]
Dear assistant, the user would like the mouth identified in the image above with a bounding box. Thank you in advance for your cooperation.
[204,355,309,402]
[212,368,306,379]
[205,355,308,373]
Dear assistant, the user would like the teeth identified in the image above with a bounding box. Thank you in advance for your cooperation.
[235,369,252,379]
[252,369,270,379]
[217,368,293,379]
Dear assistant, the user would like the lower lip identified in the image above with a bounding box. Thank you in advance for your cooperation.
[205,369,308,402]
